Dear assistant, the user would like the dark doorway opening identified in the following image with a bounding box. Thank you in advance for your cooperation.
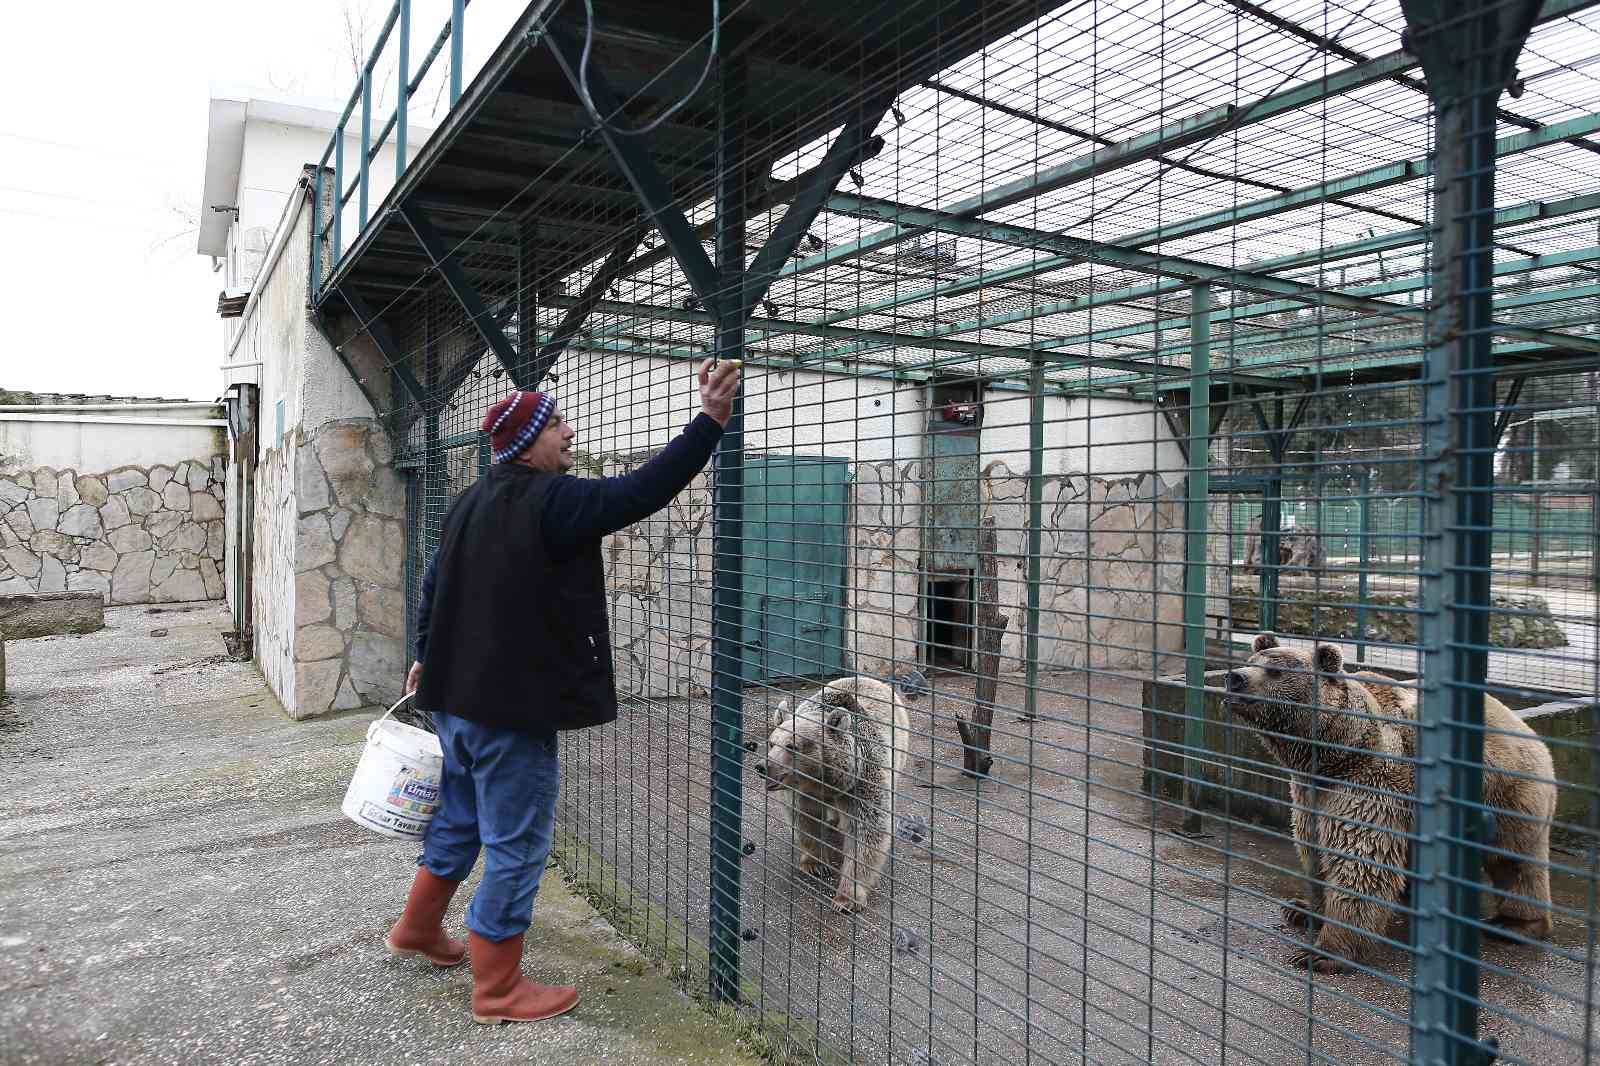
[924,574,973,670]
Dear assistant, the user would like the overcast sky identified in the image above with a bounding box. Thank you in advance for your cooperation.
[0,1,522,402]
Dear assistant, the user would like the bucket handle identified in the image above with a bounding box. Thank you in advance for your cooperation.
[368,691,417,742]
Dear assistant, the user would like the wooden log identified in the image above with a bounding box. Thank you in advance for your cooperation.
[959,518,1009,777]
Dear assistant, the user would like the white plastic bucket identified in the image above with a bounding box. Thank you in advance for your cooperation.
[341,693,444,839]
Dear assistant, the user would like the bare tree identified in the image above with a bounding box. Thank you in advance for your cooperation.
[340,1,395,116]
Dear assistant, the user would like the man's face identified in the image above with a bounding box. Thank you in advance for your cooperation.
[522,409,576,472]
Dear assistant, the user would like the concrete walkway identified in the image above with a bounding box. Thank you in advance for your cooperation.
[0,603,761,1066]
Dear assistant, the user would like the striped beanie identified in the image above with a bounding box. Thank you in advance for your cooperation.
[483,390,556,464]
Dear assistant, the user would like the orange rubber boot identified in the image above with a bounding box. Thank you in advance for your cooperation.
[468,932,579,1024]
[385,868,468,967]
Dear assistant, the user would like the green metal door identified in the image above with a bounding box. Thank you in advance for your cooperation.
[742,456,849,682]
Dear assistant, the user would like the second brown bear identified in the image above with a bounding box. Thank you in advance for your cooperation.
[1224,632,1557,972]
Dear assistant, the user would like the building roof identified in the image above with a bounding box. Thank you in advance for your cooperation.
[197,86,435,257]
[0,390,197,407]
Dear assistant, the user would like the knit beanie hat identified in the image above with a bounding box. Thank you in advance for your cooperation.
[483,390,556,464]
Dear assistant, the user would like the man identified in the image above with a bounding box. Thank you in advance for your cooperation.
[385,358,740,1024]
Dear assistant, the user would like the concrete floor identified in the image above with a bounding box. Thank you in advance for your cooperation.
[0,603,760,1066]
[562,669,1599,1066]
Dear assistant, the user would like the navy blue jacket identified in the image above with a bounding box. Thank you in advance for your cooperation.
[413,413,723,666]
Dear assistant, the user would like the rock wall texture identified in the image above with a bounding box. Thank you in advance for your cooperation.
[597,454,1187,699]
[1227,583,1569,649]
[853,459,1187,677]
[0,459,226,604]
[255,419,406,720]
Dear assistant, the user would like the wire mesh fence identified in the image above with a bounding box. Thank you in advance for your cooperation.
[311,0,1600,1062]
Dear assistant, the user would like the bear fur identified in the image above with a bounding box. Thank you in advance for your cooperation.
[1224,632,1557,972]
[755,676,911,913]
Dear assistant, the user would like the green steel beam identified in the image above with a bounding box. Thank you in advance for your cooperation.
[1022,355,1044,783]
[823,192,1600,355]
[543,22,727,315]
[1159,258,1600,354]
[530,222,649,387]
[741,100,891,320]
[983,259,1600,395]
[397,202,528,386]
[707,49,746,1008]
[1493,376,1529,446]
[1226,0,1600,156]
[772,0,1596,288]
[808,189,1600,364]
[802,116,1600,348]
[539,292,1288,387]
[333,119,344,263]
[338,285,428,406]
[359,67,372,229]
[1404,3,1537,1061]
[1181,283,1211,837]
[449,0,463,105]
[599,137,888,287]
[1139,110,1600,250]
[396,0,410,180]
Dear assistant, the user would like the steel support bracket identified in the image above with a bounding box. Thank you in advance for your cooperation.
[397,202,529,388]
[337,285,429,407]
[1492,375,1527,447]
[740,101,892,320]
[531,221,650,386]
[542,21,726,317]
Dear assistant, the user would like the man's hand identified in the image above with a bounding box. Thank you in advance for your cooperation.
[699,358,742,426]
[405,661,422,696]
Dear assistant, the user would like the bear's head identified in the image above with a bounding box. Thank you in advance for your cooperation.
[754,687,860,793]
[1223,633,1381,771]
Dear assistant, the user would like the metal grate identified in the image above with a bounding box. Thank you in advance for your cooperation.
[311,0,1600,1062]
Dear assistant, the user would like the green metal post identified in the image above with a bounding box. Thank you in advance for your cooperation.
[1259,405,1283,634]
[1182,284,1212,834]
[1025,359,1044,722]
[423,301,446,566]
[333,124,344,263]
[708,51,746,1007]
[1401,2,1539,1062]
[359,67,371,229]
[396,0,409,180]
[449,0,463,106]
[404,466,418,660]
[1356,469,1371,664]
[477,431,489,477]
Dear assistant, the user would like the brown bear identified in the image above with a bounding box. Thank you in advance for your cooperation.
[1223,633,1557,972]
[754,676,911,913]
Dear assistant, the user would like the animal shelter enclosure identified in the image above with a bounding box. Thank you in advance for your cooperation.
[308,0,1600,1062]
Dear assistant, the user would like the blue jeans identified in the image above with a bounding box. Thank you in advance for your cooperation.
[419,713,560,942]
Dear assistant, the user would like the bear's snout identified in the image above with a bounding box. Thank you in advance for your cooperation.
[753,758,786,791]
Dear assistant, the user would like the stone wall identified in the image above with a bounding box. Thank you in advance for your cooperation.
[0,459,226,604]
[606,461,715,701]
[222,167,411,720]
[598,454,1187,699]
[853,459,1187,677]
[251,418,407,720]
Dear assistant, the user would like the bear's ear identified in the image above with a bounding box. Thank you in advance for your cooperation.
[1314,642,1344,675]
[1252,632,1280,654]
[824,692,858,731]
[770,699,790,731]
